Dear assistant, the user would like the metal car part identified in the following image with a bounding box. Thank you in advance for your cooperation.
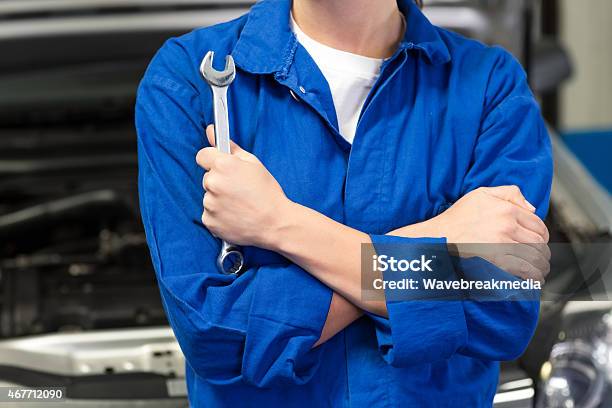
[0,328,189,406]
[537,307,612,408]
[0,327,184,378]
[495,366,536,408]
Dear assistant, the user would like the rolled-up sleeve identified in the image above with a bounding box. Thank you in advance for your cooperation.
[368,235,468,367]
[136,39,332,387]
[367,48,552,366]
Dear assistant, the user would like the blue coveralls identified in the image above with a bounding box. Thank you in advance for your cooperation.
[135,0,553,406]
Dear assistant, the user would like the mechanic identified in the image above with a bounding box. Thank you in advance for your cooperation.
[135,0,553,406]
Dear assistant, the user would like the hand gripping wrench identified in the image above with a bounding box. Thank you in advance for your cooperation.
[200,51,245,275]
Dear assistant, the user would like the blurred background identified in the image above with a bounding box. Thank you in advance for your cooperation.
[0,1,610,407]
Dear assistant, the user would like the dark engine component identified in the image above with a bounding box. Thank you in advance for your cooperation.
[0,116,168,338]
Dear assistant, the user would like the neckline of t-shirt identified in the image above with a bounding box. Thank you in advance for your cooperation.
[290,14,384,80]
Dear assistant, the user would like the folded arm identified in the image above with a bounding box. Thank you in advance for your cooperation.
[136,39,342,388]
[197,49,553,362]
[197,128,550,356]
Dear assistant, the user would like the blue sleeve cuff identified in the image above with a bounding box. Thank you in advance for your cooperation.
[242,263,333,387]
[367,234,468,367]
[369,234,446,246]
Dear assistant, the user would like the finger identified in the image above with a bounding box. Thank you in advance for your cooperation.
[509,244,550,277]
[499,254,545,282]
[523,242,551,263]
[483,185,536,212]
[509,255,546,283]
[227,138,261,164]
[201,212,220,238]
[509,223,547,244]
[227,139,250,160]
[516,209,549,242]
[202,172,212,192]
[202,171,223,194]
[205,125,255,162]
[537,242,551,261]
[202,192,216,213]
[196,147,222,170]
[206,125,215,147]
[201,197,208,224]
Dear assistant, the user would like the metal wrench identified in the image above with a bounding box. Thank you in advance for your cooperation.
[200,51,245,275]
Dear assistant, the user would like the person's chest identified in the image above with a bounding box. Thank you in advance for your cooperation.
[222,57,483,235]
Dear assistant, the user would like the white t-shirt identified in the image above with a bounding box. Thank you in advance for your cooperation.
[291,16,384,144]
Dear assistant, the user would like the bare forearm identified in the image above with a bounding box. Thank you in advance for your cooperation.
[267,193,550,346]
[314,292,363,347]
[271,201,387,317]
[313,220,442,346]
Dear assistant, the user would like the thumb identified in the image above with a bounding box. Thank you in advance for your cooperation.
[482,185,536,212]
[229,140,257,162]
[205,124,257,162]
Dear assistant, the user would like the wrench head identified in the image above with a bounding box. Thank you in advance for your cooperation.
[217,247,244,275]
[200,51,236,87]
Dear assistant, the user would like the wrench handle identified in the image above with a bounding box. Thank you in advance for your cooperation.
[211,86,232,155]
[209,85,244,275]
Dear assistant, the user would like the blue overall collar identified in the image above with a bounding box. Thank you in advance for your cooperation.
[232,0,452,75]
